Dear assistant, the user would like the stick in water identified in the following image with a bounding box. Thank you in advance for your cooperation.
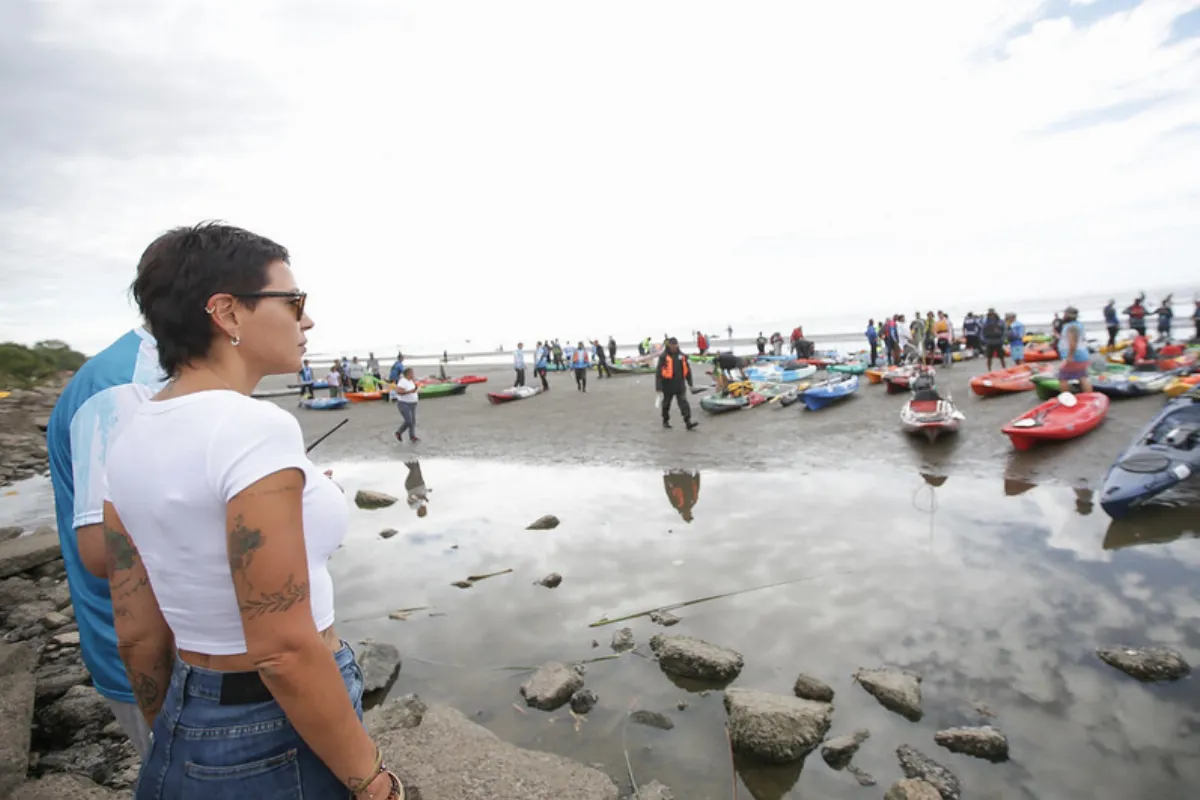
[305,418,349,454]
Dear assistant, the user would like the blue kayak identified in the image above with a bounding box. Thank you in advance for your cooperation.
[745,365,817,383]
[1099,388,1200,518]
[300,397,348,410]
[801,375,860,411]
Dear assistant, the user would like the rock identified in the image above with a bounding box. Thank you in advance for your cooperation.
[845,764,876,786]
[793,673,835,702]
[369,703,619,799]
[0,529,61,579]
[520,662,585,711]
[570,689,598,714]
[379,528,399,539]
[934,725,1009,762]
[676,701,688,711]
[355,640,402,694]
[0,576,41,608]
[649,634,744,683]
[526,515,560,530]
[611,628,635,653]
[821,728,870,769]
[885,778,943,800]
[6,601,56,630]
[355,490,398,509]
[51,631,80,648]
[723,688,833,765]
[39,581,72,611]
[368,693,427,731]
[0,643,37,797]
[0,526,21,543]
[1096,645,1191,682]
[635,780,675,799]
[629,710,674,730]
[34,685,113,749]
[854,667,923,721]
[38,611,70,630]
[537,573,562,588]
[10,773,127,799]
[34,661,91,705]
[31,737,139,788]
[896,745,960,800]
[648,610,680,627]
[30,560,66,581]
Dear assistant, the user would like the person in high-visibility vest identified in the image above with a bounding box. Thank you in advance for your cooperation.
[656,337,698,430]
[663,469,700,522]
[571,341,590,392]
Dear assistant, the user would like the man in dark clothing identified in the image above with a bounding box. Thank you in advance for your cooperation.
[663,469,700,522]
[608,336,618,362]
[656,337,698,430]
[1103,300,1120,348]
[593,340,611,378]
[962,313,981,352]
[756,332,767,355]
[1125,294,1147,336]
[981,309,1007,370]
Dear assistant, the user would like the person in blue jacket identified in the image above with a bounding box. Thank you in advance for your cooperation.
[865,320,878,367]
[534,341,550,391]
[1006,313,1026,365]
[1103,300,1120,349]
[388,351,405,382]
[1058,306,1093,393]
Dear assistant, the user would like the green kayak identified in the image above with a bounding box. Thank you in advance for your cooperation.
[1032,364,1132,400]
[418,382,468,398]
[828,363,867,375]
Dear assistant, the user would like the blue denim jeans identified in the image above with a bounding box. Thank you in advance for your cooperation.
[135,643,365,799]
[396,401,417,439]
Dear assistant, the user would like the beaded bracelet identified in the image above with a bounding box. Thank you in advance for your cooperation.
[347,747,384,796]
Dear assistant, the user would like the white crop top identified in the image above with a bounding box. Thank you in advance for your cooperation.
[104,390,346,655]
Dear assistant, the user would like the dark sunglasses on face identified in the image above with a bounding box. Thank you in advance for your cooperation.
[233,291,307,321]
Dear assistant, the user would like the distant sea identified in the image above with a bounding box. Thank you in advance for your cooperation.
[307,284,1198,366]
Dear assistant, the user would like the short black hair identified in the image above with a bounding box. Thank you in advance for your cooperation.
[131,222,289,376]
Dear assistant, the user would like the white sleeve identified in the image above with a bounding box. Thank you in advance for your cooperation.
[208,401,310,502]
[70,384,155,528]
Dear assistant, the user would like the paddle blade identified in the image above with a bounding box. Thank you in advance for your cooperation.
[1057,392,1078,407]
[1011,418,1039,428]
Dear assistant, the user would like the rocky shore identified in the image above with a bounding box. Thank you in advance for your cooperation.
[0,382,61,489]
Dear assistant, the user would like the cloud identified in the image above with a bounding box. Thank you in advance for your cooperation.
[1,0,1198,355]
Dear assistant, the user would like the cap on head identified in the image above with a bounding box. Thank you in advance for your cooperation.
[1064,305,1079,317]
[668,337,679,345]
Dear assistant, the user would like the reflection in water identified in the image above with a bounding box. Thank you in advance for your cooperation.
[920,471,948,487]
[662,470,700,523]
[404,460,430,517]
[734,753,803,800]
[1004,477,1038,496]
[1074,487,1095,516]
[1103,506,1200,550]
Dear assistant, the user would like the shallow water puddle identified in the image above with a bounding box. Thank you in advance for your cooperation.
[0,473,55,532]
[324,458,1200,799]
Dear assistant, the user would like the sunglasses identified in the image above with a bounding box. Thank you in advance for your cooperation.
[233,291,307,321]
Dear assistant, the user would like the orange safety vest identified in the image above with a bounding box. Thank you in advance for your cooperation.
[572,350,588,367]
[660,354,690,380]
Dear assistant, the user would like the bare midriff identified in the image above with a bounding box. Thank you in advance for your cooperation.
[178,625,341,671]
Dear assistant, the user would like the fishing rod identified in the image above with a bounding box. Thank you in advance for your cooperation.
[305,418,349,454]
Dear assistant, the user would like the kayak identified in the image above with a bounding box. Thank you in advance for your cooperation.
[345,391,387,403]
[418,382,468,398]
[288,380,331,390]
[453,375,489,384]
[865,368,886,384]
[884,365,929,395]
[828,363,867,375]
[487,386,542,404]
[1098,389,1200,518]
[1022,345,1060,363]
[1164,374,1200,397]
[1091,370,1179,398]
[609,363,655,375]
[1031,364,1134,401]
[969,364,1052,397]
[1023,333,1054,344]
[1001,392,1110,451]
[802,375,860,410]
[299,397,348,411]
[700,393,749,413]
[900,373,963,442]
[745,365,817,383]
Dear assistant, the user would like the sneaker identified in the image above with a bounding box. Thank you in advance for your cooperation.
[410,436,421,444]
[662,420,672,429]
[686,421,699,431]
[394,432,404,442]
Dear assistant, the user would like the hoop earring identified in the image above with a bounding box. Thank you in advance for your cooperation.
[231,336,241,347]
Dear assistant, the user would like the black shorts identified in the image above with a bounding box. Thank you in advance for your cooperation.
[985,343,1005,359]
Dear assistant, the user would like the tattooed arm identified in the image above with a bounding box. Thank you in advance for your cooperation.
[102,501,175,729]
[227,469,382,793]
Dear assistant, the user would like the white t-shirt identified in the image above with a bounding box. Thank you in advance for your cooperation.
[394,377,418,404]
[104,390,346,655]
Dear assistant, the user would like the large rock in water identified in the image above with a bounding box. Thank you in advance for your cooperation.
[896,745,960,800]
[10,774,128,799]
[520,662,584,711]
[526,515,560,530]
[793,672,835,702]
[0,529,62,579]
[855,667,923,721]
[355,640,402,694]
[1096,646,1191,682]
[821,728,870,769]
[723,688,833,765]
[0,643,37,797]
[934,725,1009,762]
[649,634,743,683]
[368,702,618,799]
[885,779,943,800]
[355,490,398,509]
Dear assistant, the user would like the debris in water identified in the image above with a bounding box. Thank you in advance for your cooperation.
[378,528,398,539]
[467,568,514,582]
[570,689,598,714]
[629,709,674,730]
[355,490,398,509]
[451,580,473,589]
[536,572,562,588]
[611,628,636,652]
[526,514,560,530]
[386,607,429,621]
[648,610,680,627]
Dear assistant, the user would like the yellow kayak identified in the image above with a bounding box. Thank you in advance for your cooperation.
[0,391,9,399]
[1164,376,1200,397]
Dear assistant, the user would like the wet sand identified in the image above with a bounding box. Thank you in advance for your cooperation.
[264,357,1164,490]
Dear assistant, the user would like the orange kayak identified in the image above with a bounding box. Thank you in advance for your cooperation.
[969,364,1052,396]
[345,391,386,403]
[865,368,886,384]
[1023,345,1060,363]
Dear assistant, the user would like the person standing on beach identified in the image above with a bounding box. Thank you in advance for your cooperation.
[962,312,981,353]
[46,319,166,761]
[656,337,698,430]
[1125,294,1147,336]
[1006,313,1025,365]
[346,356,364,392]
[934,312,952,366]
[326,361,342,397]
[513,342,526,387]
[756,332,767,355]
[534,342,550,390]
[388,351,405,382]
[1103,300,1120,348]
[298,358,315,398]
[866,320,878,367]
[366,352,381,380]
[593,339,612,378]
[393,367,420,443]
[1058,306,1093,392]
[552,340,565,369]
[609,335,618,362]
[981,309,1007,370]
[1155,295,1173,343]
[696,331,708,355]
[572,341,590,391]
[727,324,733,341]
[770,331,784,356]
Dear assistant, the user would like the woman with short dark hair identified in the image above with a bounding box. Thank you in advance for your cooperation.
[102,222,418,799]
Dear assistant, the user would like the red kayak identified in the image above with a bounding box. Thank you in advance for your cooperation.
[453,375,489,385]
[1001,392,1110,451]
[970,364,1052,396]
[884,366,930,395]
[487,386,542,404]
[1023,345,1060,363]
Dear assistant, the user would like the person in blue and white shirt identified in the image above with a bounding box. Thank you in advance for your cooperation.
[47,324,167,758]
[513,342,526,387]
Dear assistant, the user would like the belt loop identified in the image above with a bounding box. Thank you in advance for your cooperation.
[164,652,190,721]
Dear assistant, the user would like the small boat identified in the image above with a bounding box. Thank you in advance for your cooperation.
[453,375,489,385]
[802,375,860,411]
[900,372,963,442]
[1091,370,1179,399]
[487,385,542,405]
[1164,374,1200,397]
[299,397,348,411]
[969,364,1052,396]
[752,383,799,403]
[745,365,817,383]
[1031,364,1133,400]
[1099,388,1200,518]
[828,363,867,375]
[865,368,887,384]
[700,393,749,413]
[884,365,928,395]
[418,382,468,399]
[1023,345,1060,363]
[345,391,387,403]
[1001,392,1110,451]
